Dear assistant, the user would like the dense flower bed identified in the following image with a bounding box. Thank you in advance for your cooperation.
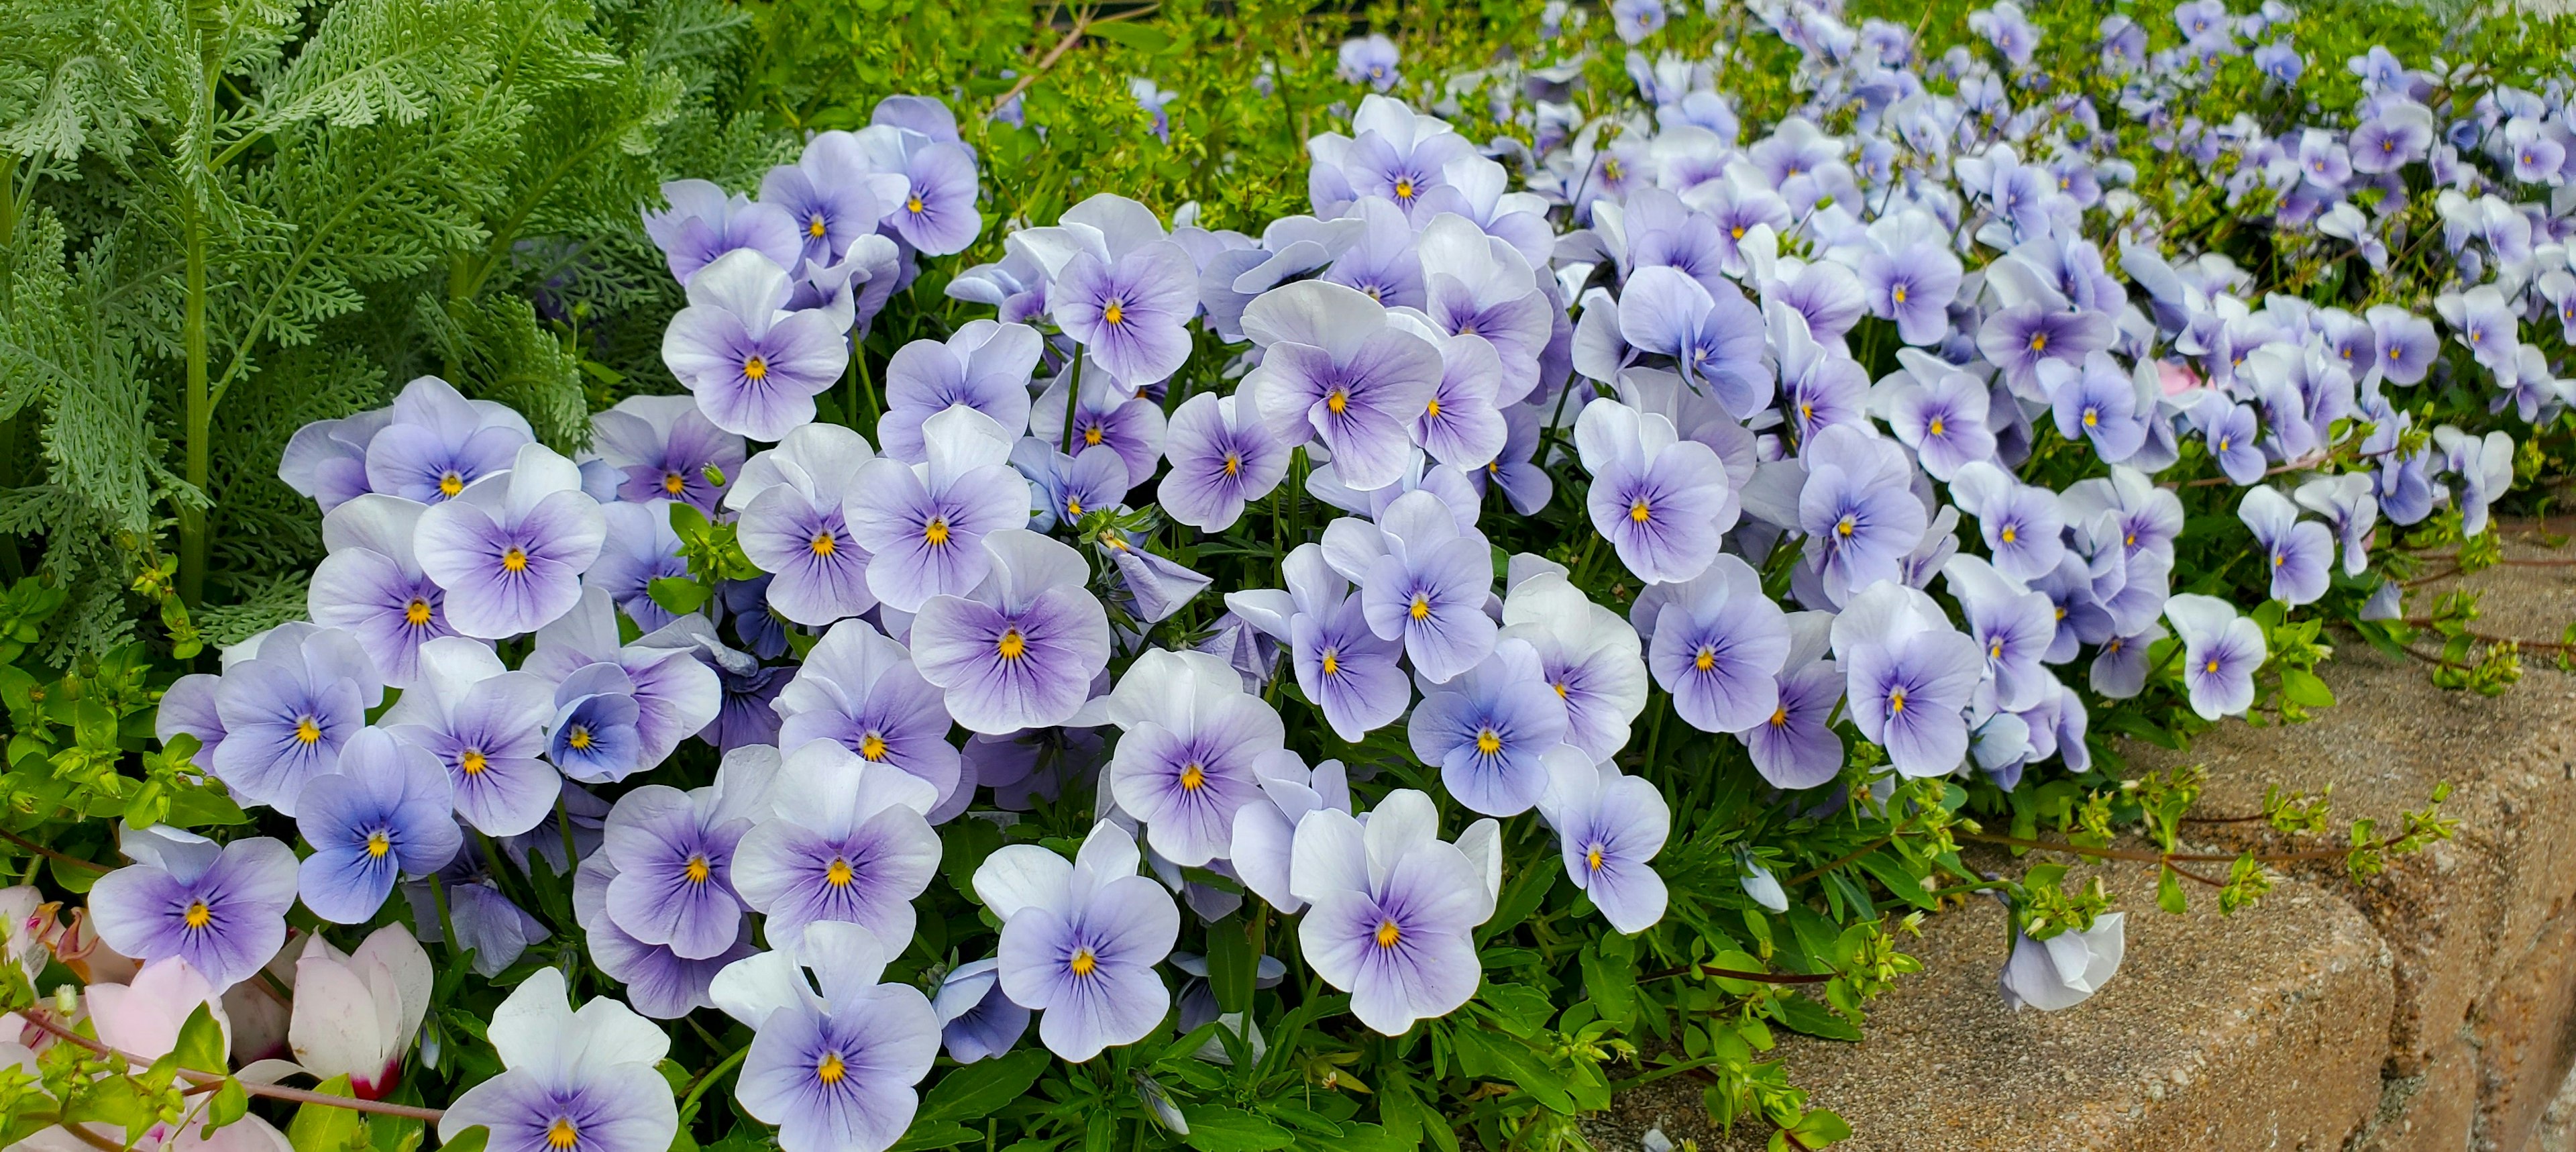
[0,0,2565,1149]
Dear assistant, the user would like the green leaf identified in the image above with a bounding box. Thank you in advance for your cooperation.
[1206,914,1253,1014]
[910,1048,1049,1128]
[1448,1029,1576,1114]
[207,1077,250,1131]
[2279,667,2337,708]
[1789,1108,1854,1145]
[437,1126,490,1152]
[648,576,712,616]
[1770,994,1863,1043]
[1085,21,1173,52]
[287,1075,370,1152]
[1474,981,1556,1037]
[175,1003,228,1074]
[1177,1106,1293,1152]
[2157,866,2189,914]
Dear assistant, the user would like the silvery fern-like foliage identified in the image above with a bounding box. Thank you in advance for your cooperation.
[0,0,771,661]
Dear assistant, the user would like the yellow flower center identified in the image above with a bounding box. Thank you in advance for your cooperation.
[684,855,711,884]
[2205,658,2221,674]
[1892,284,1909,304]
[996,628,1027,660]
[547,1119,578,1150]
[1102,300,1125,326]
[1222,453,1240,476]
[1695,647,1716,672]
[366,831,392,859]
[663,472,687,495]
[743,355,768,381]
[502,547,529,572]
[438,472,464,497]
[2272,552,2284,568]
[461,748,488,775]
[1474,729,1503,756]
[405,598,433,627]
[1326,389,1348,415]
[1629,498,1652,523]
[1320,649,1340,676]
[1731,225,1746,239]
[1065,496,1083,517]
[294,717,322,744]
[808,215,828,238]
[2216,436,2231,452]
[2028,332,2048,352]
[1928,416,1945,436]
[1083,425,1104,446]
[567,726,593,751]
[1069,948,1098,977]
[1585,845,1605,872]
[923,517,951,546]
[1375,919,1401,949]
[1426,397,1443,420]
[1769,704,1789,728]
[1990,639,2004,660]
[1836,517,1856,537]
[2000,525,2017,543]
[1179,762,1206,790]
[810,531,837,556]
[858,732,887,762]
[1394,178,1416,200]
[1888,686,1908,714]
[816,1052,845,1084]
[906,195,924,214]
[2082,409,2099,427]
[825,857,853,887]
[183,901,212,930]
[1408,594,1431,621]
[1603,158,1624,180]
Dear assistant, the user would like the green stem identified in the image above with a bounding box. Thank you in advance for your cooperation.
[1061,353,1085,454]
[428,872,461,963]
[678,1045,751,1120]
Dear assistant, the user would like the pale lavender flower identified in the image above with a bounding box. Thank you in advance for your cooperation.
[1338,35,1401,91]
[1574,399,1734,584]
[1014,441,1130,533]
[586,501,689,632]
[1030,356,1170,487]
[1225,545,1409,742]
[1618,266,1770,418]
[643,180,804,285]
[1631,554,1789,734]
[1796,425,1929,603]
[90,827,298,992]
[1242,280,1444,492]
[2294,474,2378,576]
[574,853,755,1021]
[1611,0,1666,43]
[415,442,608,639]
[405,872,550,976]
[294,728,462,925]
[523,588,725,770]
[2188,395,2267,486]
[601,753,775,960]
[1100,650,1285,866]
[1409,639,1568,817]
[661,250,852,440]
[731,423,880,627]
[1228,753,1350,914]
[775,619,964,806]
[1741,644,1845,788]
[2000,913,2125,1011]
[1053,229,1198,388]
[975,823,1179,1061]
[1969,2,2039,66]
[1949,462,2066,582]
[2365,305,2437,385]
[590,395,745,515]
[280,406,394,513]
[382,638,559,835]
[910,529,1113,733]
[733,740,942,951]
[1410,323,1511,472]
[2089,621,2165,699]
[1287,790,1497,1035]
[208,623,385,815]
[2166,594,2265,719]
[1860,242,1965,346]
[1320,198,1425,309]
[2237,486,2332,605]
[1943,556,2059,711]
[1977,305,2112,397]
[1880,360,1996,480]
[1832,583,1984,778]
[1470,404,1554,515]
[2349,103,2434,174]
[932,957,1031,1062]
[2042,352,2148,463]
[547,663,647,784]
[709,924,939,1152]
[1324,490,1498,683]
[845,408,1033,613]
[867,132,983,256]
[355,376,537,507]
[1419,215,1553,404]
[1500,564,1650,762]
[878,321,1043,463]
[1161,393,1292,531]
[1538,751,1668,933]
[435,969,678,1152]
[2434,426,2515,537]
[761,132,916,271]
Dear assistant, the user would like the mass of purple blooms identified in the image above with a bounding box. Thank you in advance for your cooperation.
[109,3,2576,1142]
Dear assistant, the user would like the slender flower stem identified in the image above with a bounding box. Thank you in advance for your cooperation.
[0,828,109,874]
[22,1011,447,1121]
[677,1044,751,1120]
[1061,352,1085,454]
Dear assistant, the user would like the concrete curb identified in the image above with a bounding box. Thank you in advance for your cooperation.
[1593,550,2576,1151]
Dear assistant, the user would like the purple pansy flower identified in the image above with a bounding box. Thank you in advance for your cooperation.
[2041,352,2149,464]
[522,588,725,769]
[600,752,775,959]
[1287,790,1497,1035]
[1859,238,1965,346]
[585,501,690,632]
[2188,395,2267,486]
[1574,398,1735,584]
[415,442,608,639]
[643,179,804,285]
[1631,554,1790,734]
[1740,626,1846,789]
[294,727,462,924]
[2365,305,2438,385]
[910,529,1114,734]
[1977,305,2112,397]
[759,131,915,270]
[436,968,678,1152]
[1832,583,1984,778]
[1880,358,1997,480]
[1101,649,1285,867]
[1160,393,1292,532]
[2166,594,2266,719]
[1242,280,1445,492]
[1949,461,2067,583]
[89,827,299,992]
[382,637,560,836]
[775,619,964,809]
[2238,486,2332,605]
[1943,556,2060,712]
[546,663,648,784]
[1500,562,1650,762]
[858,127,983,256]
[1795,425,1930,605]
[733,740,942,951]
[732,423,880,627]
[356,376,537,507]
[1617,266,1770,418]
[590,395,745,515]
[1030,356,1169,487]
[661,250,853,440]
[2294,474,2378,576]
[1224,544,1411,742]
[207,623,385,815]
[1323,490,1499,683]
[932,957,1032,1063]
[974,822,1180,1062]
[1228,753,1351,914]
[1538,750,1669,933]
[879,321,1043,464]
[574,853,757,1021]
[710,923,941,1152]
[1337,35,1401,90]
[1409,639,1570,817]
[846,408,1032,613]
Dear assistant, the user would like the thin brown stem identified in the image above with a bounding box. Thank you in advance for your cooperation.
[23,1012,445,1122]
[0,829,111,875]
[1782,835,1894,886]
[2395,619,2573,651]
[1641,962,1836,985]
[1961,831,2358,866]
